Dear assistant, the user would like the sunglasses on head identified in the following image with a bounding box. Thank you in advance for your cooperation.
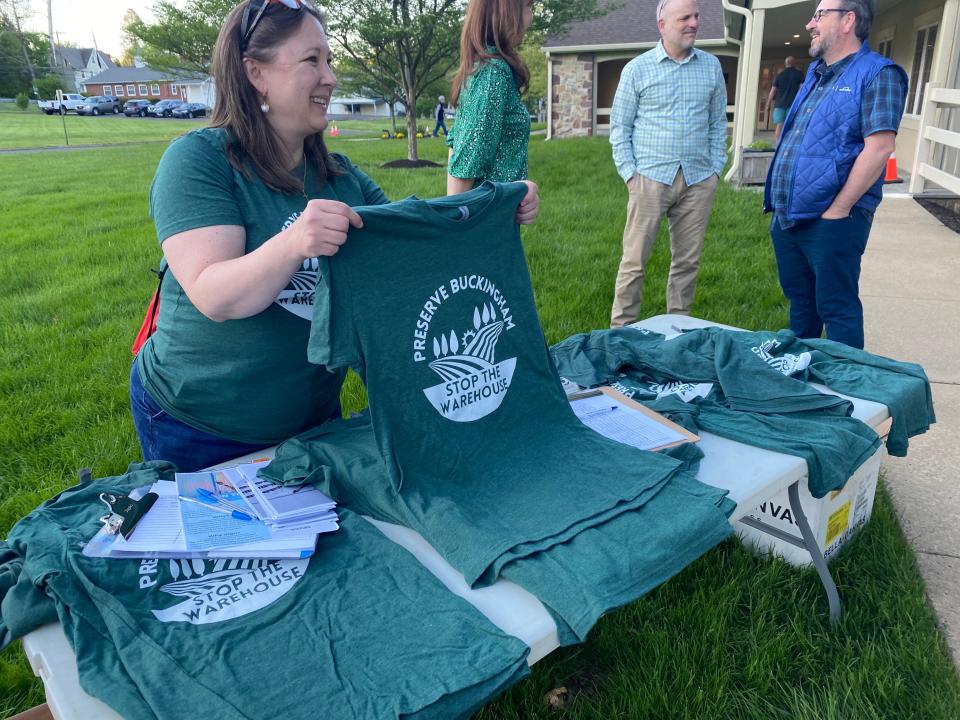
[240,0,304,50]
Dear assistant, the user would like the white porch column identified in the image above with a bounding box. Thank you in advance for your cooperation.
[739,7,765,151]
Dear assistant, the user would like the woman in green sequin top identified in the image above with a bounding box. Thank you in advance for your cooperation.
[446,0,539,224]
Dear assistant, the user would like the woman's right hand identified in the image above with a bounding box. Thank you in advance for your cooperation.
[164,200,364,322]
[288,199,364,259]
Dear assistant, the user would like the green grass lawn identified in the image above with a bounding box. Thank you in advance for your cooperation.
[1,133,958,718]
[0,104,441,147]
[0,102,203,150]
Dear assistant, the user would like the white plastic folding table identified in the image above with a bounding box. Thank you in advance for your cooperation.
[19,315,890,720]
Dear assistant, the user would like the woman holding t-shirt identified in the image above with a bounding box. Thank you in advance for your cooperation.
[130,0,538,472]
[446,0,537,198]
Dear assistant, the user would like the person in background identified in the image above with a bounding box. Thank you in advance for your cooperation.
[764,0,906,349]
[446,0,539,217]
[433,94,448,137]
[130,0,541,471]
[766,56,804,143]
[608,0,727,328]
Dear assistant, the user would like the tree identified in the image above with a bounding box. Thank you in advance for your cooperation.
[519,32,547,120]
[0,0,39,95]
[326,0,462,162]
[122,0,235,73]
[334,56,405,133]
[34,72,66,99]
[326,0,605,162]
[0,23,49,97]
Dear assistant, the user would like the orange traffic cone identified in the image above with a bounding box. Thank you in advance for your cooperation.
[883,151,899,183]
[329,124,340,137]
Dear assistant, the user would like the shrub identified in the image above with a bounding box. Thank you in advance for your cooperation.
[15,93,29,110]
[35,74,67,99]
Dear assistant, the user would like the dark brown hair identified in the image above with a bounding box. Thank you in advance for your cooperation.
[210,2,340,194]
[450,0,530,106]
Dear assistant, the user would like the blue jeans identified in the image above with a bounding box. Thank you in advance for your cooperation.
[433,119,447,137]
[771,208,873,349]
[129,358,272,472]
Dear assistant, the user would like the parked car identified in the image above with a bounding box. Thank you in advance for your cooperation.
[147,99,185,118]
[37,93,86,115]
[171,102,209,119]
[76,96,121,116]
[123,99,153,117]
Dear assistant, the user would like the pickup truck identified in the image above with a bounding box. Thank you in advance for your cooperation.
[38,94,87,115]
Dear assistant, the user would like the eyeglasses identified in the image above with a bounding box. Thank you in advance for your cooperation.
[810,8,852,23]
[240,0,303,50]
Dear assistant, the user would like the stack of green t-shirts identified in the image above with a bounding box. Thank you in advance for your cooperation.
[262,413,736,645]
[550,326,933,498]
[308,182,720,586]
[1,463,531,720]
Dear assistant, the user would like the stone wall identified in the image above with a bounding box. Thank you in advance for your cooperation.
[551,54,594,138]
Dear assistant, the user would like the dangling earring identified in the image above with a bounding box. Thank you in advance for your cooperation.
[260,94,270,113]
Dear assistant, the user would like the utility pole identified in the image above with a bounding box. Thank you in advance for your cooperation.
[47,0,57,68]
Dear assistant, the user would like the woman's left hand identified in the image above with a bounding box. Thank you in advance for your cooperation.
[515,180,540,225]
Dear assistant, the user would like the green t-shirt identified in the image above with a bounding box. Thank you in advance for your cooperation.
[140,128,388,444]
[446,55,531,183]
[308,181,705,587]
[3,464,530,720]
[263,413,735,646]
[549,327,925,498]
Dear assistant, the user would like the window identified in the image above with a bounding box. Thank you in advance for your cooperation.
[907,24,938,115]
[171,83,178,95]
[151,83,160,96]
[126,84,136,96]
[138,83,148,96]
[115,85,125,96]
[877,38,893,59]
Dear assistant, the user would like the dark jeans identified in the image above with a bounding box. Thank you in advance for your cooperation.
[129,358,272,472]
[771,207,874,349]
[433,119,447,137]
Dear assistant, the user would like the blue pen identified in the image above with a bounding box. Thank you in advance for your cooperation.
[197,488,252,515]
[579,405,619,419]
[180,496,254,521]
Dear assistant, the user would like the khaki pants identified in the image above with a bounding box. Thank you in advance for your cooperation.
[611,170,719,328]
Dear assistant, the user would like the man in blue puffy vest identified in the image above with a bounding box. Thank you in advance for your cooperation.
[763,0,907,349]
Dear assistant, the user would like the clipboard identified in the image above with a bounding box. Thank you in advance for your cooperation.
[569,386,699,451]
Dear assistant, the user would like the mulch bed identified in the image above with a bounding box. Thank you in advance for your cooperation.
[916,197,960,235]
[381,159,443,169]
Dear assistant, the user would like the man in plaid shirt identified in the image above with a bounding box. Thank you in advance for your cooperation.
[764,0,906,349]
[608,0,727,328]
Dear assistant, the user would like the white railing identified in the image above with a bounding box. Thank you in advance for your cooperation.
[910,83,960,195]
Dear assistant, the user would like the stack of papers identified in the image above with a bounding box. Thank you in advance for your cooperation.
[84,460,338,560]
[570,390,694,451]
[227,463,338,532]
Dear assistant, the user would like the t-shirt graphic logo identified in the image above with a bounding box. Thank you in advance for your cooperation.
[421,301,517,422]
[275,255,319,319]
[751,339,811,376]
[139,557,308,625]
[650,381,714,402]
[274,210,318,319]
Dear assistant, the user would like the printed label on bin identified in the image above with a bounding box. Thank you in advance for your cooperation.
[826,501,852,546]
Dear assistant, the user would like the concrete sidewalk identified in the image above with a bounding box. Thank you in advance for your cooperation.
[860,197,960,662]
